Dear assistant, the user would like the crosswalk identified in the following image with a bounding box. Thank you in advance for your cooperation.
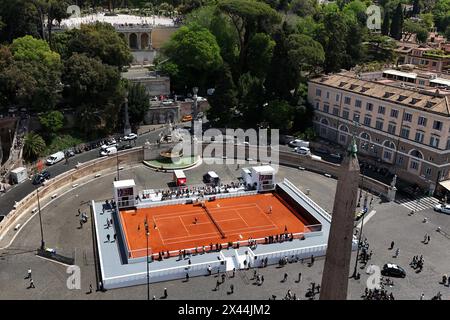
[395,196,440,212]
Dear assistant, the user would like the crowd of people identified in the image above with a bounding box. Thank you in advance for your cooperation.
[410,255,425,272]
[363,288,395,300]
[140,181,245,202]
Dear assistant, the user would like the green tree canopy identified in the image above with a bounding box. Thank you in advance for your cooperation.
[124,80,150,126]
[23,132,46,162]
[39,110,64,136]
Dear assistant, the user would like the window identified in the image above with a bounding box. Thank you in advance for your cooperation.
[383,150,392,161]
[430,135,440,148]
[364,116,371,127]
[378,106,385,114]
[403,112,412,122]
[400,127,410,139]
[410,160,419,170]
[355,99,362,108]
[432,61,437,67]
[446,138,450,150]
[433,120,443,131]
[390,109,399,118]
[344,96,351,104]
[316,88,322,97]
[425,167,432,176]
[353,113,360,123]
[366,103,373,111]
[418,80,425,86]
[315,101,320,110]
[336,94,340,102]
[375,120,383,130]
[415,131,425,143]
[418,116,427,126]
[397,156,404,165]
[326,92,330,99]
[323,104,329,113]
[388,123,396,134]
[342,110,349,119]
[333,107,339,116]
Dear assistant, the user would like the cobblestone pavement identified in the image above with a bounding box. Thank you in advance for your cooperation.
[0,163,449,300]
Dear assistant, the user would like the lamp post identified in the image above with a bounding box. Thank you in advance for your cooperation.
[36,187,45,250]
[145,217,150,300]
[191,87,198,137]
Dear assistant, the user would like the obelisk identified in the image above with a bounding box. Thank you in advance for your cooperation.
[320,137,360,300]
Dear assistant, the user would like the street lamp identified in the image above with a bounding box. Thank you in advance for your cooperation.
[36,187,45,250]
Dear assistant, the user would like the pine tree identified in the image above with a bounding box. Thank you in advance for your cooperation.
[381,9,390,36]
[412,0,421,15]
[390,3,404,40]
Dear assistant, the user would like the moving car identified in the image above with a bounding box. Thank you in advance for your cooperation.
[32,170,51,185]
[182,115,193,122]
[46,151,65,165]
[381,263,406,278]
[433,203,450,214]
[289,139,310,148]
[123,133,137,141]
[294,146,311,155]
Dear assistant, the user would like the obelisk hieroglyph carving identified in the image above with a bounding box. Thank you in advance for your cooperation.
[320,137,360,300]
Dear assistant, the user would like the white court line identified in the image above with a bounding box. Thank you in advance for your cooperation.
[237,211,249,227]
[178,216,190,237]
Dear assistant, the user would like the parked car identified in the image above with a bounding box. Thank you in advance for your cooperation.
[289,139,310,148]
[46,151,65,165]
[381,263,406,278]
[182,115,193,122]
[294,146,311,155]
[433,203,450,214]
[100,146,117,156]
[118,144,132,151]
[123,133,137,141]
[65,149,75,158]
[32,170,51,185]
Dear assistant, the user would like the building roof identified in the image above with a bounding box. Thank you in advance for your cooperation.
[383,69,417,79]
[252,165,275,173]
[310,73,450,116]
[113,180,136,188]
[431,78,450,87]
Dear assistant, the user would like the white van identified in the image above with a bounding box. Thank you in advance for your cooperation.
[46,151,65,165]
[100,146,117,156]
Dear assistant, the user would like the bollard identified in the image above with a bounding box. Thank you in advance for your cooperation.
[306,189,310,195]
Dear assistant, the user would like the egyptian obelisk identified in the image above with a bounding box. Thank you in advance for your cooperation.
[320,137,360,300]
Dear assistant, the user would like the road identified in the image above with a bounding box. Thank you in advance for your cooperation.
[0,128,166,216]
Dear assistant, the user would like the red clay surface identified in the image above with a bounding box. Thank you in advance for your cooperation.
[119,193,313,258]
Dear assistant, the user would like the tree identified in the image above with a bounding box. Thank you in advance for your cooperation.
[246,33,275,79]
[125,81,150,126]
[412,0,421,15]
[0,0,41,43]
[23,132,46,161]
[217,0,281,80]
[207,63,238,127]
[10,35,62,111]
[66,22,133,69]
[285,34,324,95]
[317,11,349,73]
[39,110,64,136]
[390,3,404,40]
[62,53,124,137]
[161,23,223,91]
[263,99,294,130]
[381,8,390,36]
[290,0,318,17]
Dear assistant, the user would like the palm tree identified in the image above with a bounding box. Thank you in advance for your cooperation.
[23,132,46,162]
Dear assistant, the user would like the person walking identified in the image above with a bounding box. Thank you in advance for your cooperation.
[394,248,400,258]
[207,265,212,275]
[230,284,234,294]
[29,279,35,289]
[185,273,189,282]
[163,288,168,298]
[297,272,302,283]
[106,234,110,242]
[221,273,226,283]
[261,275,265,285]
[427,235,430,243]
[89,284,92,294]
[27,269,32,279]
[215,280,220,291]
[282,273,288,282]
[389,241,394,250]
[420,293,424,300]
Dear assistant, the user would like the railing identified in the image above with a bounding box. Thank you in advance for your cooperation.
[282,179,332,222]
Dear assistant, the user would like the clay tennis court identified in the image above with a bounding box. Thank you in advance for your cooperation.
[119,193,315,258]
